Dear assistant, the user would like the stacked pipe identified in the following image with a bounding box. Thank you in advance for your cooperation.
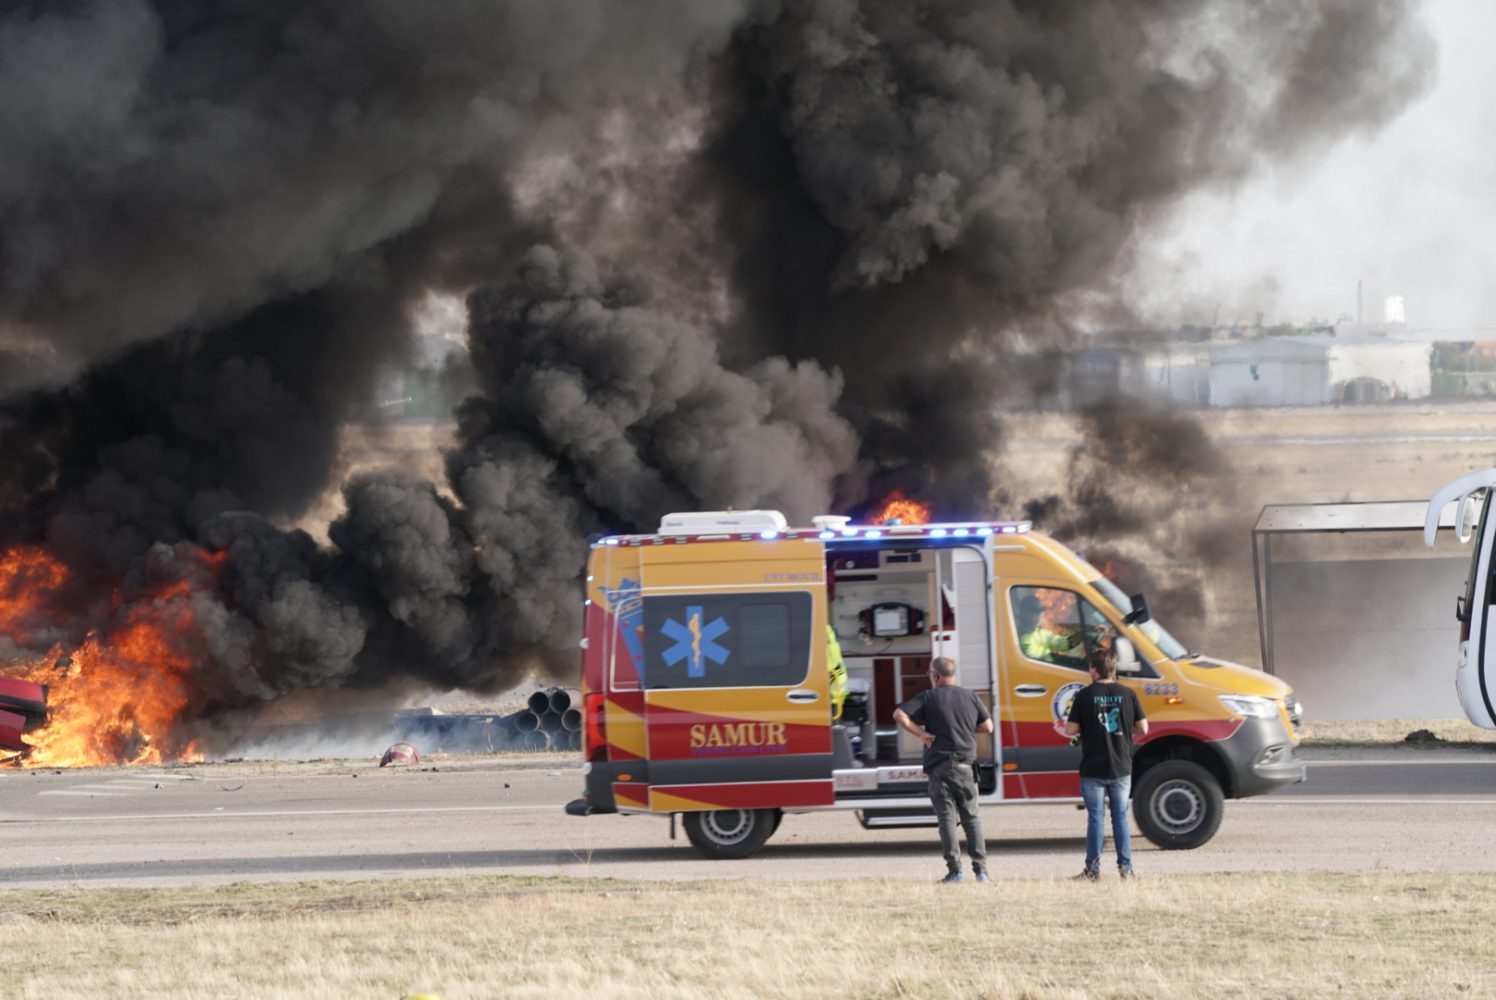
[500,687,583,752]
[552,688,583,751]
[395,685,584,755]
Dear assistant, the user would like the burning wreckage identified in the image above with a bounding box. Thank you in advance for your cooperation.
[0,676,45,757]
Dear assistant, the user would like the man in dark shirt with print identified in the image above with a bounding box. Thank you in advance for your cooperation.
[1065,646,1148,881]
[893,657,995,884]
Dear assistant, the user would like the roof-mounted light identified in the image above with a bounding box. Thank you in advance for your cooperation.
[866,529,883,539]
[976,526,994,537]
[930,528,948,538]
[659,509,788,536]
[840,527,859,537]
[952,528,968,537]
[759,530,779,540]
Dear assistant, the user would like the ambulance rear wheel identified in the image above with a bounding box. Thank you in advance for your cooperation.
[682,808,779,860]
[1134,761,1223,850]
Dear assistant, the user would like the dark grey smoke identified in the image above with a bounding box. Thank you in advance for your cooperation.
[1020,395,1235,638]
[457,245,857,526]
[1023,395,1225,539]
[0,0,1435,755]
[705,0,1432,502]
[0,0,749,382]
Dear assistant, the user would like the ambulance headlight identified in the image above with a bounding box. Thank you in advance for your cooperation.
[1218,695,1277,719]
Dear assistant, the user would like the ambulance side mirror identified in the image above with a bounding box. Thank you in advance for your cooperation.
[1122,593,1150,626]
[1114,636,1143,674]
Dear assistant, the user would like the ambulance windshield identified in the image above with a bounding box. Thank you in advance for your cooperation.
[1090,575,1191,660]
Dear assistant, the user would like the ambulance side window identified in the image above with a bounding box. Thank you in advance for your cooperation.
[641,591,813,689]
[738,603,792,669]
[1012,586,1087,670]
[1010,586,1154,677]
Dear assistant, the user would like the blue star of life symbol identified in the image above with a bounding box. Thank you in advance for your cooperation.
[661,605,730,678]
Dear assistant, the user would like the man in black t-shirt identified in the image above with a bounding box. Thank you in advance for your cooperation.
[1064,647,1148,881]
[893,657,995,884]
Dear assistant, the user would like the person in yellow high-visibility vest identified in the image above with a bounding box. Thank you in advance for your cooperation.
[826,623,848,720]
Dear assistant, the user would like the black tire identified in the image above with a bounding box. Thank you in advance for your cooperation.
[682,808,779,860]
[1133,760,1224,850]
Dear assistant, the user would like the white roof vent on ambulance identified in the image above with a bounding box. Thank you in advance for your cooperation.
[657,510,789,535]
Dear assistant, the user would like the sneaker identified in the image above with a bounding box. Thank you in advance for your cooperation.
[939,871,964,884]
[973,870,991,884]
[1072,868,1100,882]
[1119,866,1135,880]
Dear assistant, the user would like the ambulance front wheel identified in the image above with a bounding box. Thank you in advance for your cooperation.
[1134,760,1223,850]
[682,808,780,860]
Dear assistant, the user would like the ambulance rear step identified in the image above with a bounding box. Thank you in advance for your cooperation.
[856,807,939,829]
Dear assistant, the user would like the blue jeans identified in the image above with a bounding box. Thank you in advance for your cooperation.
[1080,775,1133,871]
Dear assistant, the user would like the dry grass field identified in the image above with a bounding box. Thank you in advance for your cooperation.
[4,873,1494,1000]
[1000,399,1496,529]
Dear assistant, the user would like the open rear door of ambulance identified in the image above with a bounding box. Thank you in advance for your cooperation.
[637,538,835,816]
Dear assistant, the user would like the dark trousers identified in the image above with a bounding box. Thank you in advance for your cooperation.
[927,757,987,873]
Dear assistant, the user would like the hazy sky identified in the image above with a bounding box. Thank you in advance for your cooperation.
[1132,0,1494,333]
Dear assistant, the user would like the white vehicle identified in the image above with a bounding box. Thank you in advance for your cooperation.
[1424,467,1496,727]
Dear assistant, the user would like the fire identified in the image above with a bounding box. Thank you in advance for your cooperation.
[0,546,69,646]
[1034,587,1078,623]
[1089,553,1142,593]
[0,545,221,768]
[873,489,932,526]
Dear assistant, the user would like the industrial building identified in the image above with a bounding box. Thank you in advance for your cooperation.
[1208,336,1433,407]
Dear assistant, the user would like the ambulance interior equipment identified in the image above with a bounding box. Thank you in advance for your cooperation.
[858,602,925,638]
[829,541,978,765]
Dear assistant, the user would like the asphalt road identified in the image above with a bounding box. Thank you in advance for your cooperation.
[3,747,1495,889]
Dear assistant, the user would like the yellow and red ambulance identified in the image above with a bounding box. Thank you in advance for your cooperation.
[566,510,1304,859]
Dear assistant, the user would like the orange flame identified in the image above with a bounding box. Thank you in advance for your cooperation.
[0,546,68,646]
[1,546,222,768]
[1090,555,1139,592]
[873,489,932,526]
[1034,587,1078,624]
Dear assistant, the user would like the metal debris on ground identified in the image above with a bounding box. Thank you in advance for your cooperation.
[379,742,421,766]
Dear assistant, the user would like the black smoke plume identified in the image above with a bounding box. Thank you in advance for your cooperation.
[1020,396,1231,637]
[0,1,1434,754]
